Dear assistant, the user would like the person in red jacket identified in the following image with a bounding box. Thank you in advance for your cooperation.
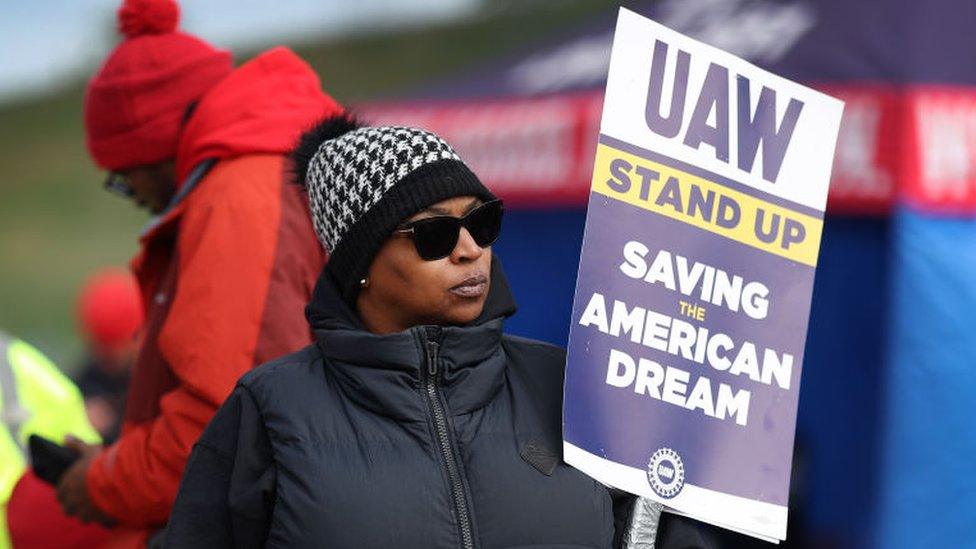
[54,0,343,544]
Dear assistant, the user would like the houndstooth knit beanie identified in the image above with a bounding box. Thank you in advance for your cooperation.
[290,115,497,304]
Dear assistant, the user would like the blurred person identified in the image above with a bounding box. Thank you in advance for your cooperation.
[0,331,106,549]
[56,0,344,544]
[74,268,143,443]
[164,117,716,548]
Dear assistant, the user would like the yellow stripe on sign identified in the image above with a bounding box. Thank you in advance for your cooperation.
[591,144,823,266]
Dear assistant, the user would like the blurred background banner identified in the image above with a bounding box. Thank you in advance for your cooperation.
[2,1,975,547]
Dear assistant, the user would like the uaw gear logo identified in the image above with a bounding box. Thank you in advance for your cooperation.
[646,448,685,499]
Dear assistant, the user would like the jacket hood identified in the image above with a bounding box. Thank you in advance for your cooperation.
[175,46,343,184]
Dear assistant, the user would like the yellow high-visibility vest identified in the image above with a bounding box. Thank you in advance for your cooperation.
[0,333,100,549]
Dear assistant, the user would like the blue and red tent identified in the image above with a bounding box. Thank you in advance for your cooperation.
[362,1,976,545]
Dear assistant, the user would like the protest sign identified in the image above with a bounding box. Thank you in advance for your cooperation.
[562,8,843,542]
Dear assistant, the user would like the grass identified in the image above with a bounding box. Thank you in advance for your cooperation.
[0,0,618,369]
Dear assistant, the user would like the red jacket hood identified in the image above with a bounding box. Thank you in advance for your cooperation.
[175,46,343,184]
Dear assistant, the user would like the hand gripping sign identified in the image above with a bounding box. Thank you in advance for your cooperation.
[562,8,843,543]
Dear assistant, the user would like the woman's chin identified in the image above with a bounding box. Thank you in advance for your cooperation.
[441,300,486,326]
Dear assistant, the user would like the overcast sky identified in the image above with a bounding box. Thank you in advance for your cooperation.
[0,0,482,102]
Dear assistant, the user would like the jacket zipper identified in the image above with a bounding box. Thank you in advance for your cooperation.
[424,330,475,549]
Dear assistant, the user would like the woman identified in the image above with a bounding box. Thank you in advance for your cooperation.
[164,117,714,548]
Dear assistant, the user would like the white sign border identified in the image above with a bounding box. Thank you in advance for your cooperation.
[565,442,788,542]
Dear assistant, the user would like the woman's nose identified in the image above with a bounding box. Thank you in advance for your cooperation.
[450,227,484,263]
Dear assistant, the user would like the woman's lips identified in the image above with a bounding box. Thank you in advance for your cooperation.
[449,275,488,298]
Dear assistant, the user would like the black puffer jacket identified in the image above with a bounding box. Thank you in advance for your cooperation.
[165,261,715,548]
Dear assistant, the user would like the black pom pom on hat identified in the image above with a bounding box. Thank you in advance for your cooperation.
[289,113,362,188]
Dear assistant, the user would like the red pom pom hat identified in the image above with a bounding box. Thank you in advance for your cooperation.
[84,0,233,171]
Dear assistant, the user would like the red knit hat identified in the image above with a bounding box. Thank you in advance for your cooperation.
[77,268,144,352]
[84,0,233,170]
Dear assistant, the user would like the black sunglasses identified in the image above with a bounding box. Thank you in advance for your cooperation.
[394,200,504,260]
[104,172,135,199]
